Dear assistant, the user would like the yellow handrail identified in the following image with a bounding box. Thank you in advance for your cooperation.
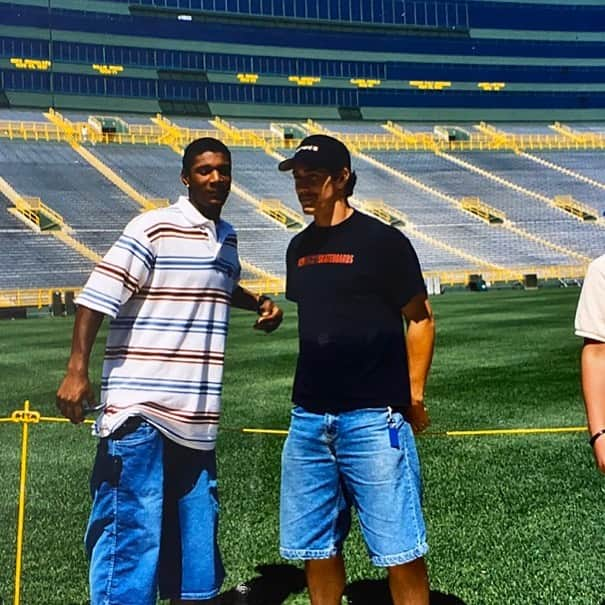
[0,287,83,309]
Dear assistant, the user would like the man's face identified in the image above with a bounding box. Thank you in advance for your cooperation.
[292,166,339,216]
[181,151,231,219]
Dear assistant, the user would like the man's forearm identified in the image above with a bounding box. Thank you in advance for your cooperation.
[406,317,435,402]
[582,341,605,435]
[231,285,260,312]
[67,306,105,374]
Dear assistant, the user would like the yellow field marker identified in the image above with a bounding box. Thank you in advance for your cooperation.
[0,413,589,439]
[242,428,289,436]
[445,426,586,437]
[239,426,588,438]
[12,400,39,605]
[38,416,95,425]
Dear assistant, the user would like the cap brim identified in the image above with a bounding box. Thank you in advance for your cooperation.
[278,158,295,171]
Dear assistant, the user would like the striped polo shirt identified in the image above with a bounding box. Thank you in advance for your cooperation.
[76,195,241,450]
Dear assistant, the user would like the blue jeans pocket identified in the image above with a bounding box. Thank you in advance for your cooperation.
[110,418,156,445]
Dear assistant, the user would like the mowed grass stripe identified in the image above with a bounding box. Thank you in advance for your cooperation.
[2,288,603,605]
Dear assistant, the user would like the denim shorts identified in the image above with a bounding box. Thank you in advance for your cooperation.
[85,418,224,605]
[280,406,428,567]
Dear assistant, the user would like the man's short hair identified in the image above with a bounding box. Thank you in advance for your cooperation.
[182,137,231,175]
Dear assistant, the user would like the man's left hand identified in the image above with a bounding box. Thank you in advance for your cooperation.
[405,399,430,434]
[254,298,283,333]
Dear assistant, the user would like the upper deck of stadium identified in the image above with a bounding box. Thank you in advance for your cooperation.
[2,0,605,119]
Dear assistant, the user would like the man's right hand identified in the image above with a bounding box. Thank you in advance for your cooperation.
[405,399,430,434]
[56,371,95,424]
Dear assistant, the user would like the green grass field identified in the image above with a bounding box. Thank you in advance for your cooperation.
[1,288,604,605]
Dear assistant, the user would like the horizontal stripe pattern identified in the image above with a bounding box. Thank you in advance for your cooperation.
[109,316,229,334]
[77,287,122,317]
[146,223,210,243]
[133,286,233,303]
[76,196,241,450]
[95,260,140,293]
[101,376,223,395]
[104,346,225,365]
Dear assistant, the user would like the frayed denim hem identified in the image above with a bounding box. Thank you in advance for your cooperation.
[371,541,428,567]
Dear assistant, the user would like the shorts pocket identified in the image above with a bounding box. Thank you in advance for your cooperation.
[110,419,157,446]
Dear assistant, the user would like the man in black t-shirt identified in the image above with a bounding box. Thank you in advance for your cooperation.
[278,135,435,605]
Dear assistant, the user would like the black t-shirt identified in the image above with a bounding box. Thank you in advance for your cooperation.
[286,210,426,413]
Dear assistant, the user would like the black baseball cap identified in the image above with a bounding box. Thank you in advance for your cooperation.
[278,134,351,173]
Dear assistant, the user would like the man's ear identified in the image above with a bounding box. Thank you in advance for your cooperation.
[335,168,350,191]
[180,173,189,188]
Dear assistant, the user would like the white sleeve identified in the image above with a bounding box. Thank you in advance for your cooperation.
[75,219,155,318]
[575,257,605,343]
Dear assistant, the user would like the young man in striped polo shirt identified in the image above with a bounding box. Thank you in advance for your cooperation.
[56,137,283,605]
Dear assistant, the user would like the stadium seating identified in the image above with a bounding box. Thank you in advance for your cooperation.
[0,204,93,288]
[456,152,605,257]
[356,153,575,266]
[1,111,604,294]
[0,140,140,232]
[230,149,301,214]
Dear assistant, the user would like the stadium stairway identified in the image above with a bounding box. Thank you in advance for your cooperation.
[150,114,184,153]
[517,150,605,222]
[432,151,592,264]
[381,121,437,149]
[0,177,101,278]
[0,175,100,262]
[209,116,273,150]
[153,114,231,152]
[475,123,605,214]
[549,122,605,148]
[550,122,588,143]
[72,144,169,212]
[45,110,169,212]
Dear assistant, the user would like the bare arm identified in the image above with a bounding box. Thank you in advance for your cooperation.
[56,306,105,424]
[231,285,283,333]
[581,338,605,473]
[402,293,435,433]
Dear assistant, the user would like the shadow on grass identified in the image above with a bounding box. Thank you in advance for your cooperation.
[219,566,467,605]
[345,579,468,605]
[220,563,306,604]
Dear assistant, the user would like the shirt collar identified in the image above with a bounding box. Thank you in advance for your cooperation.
[176,195,216,228]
